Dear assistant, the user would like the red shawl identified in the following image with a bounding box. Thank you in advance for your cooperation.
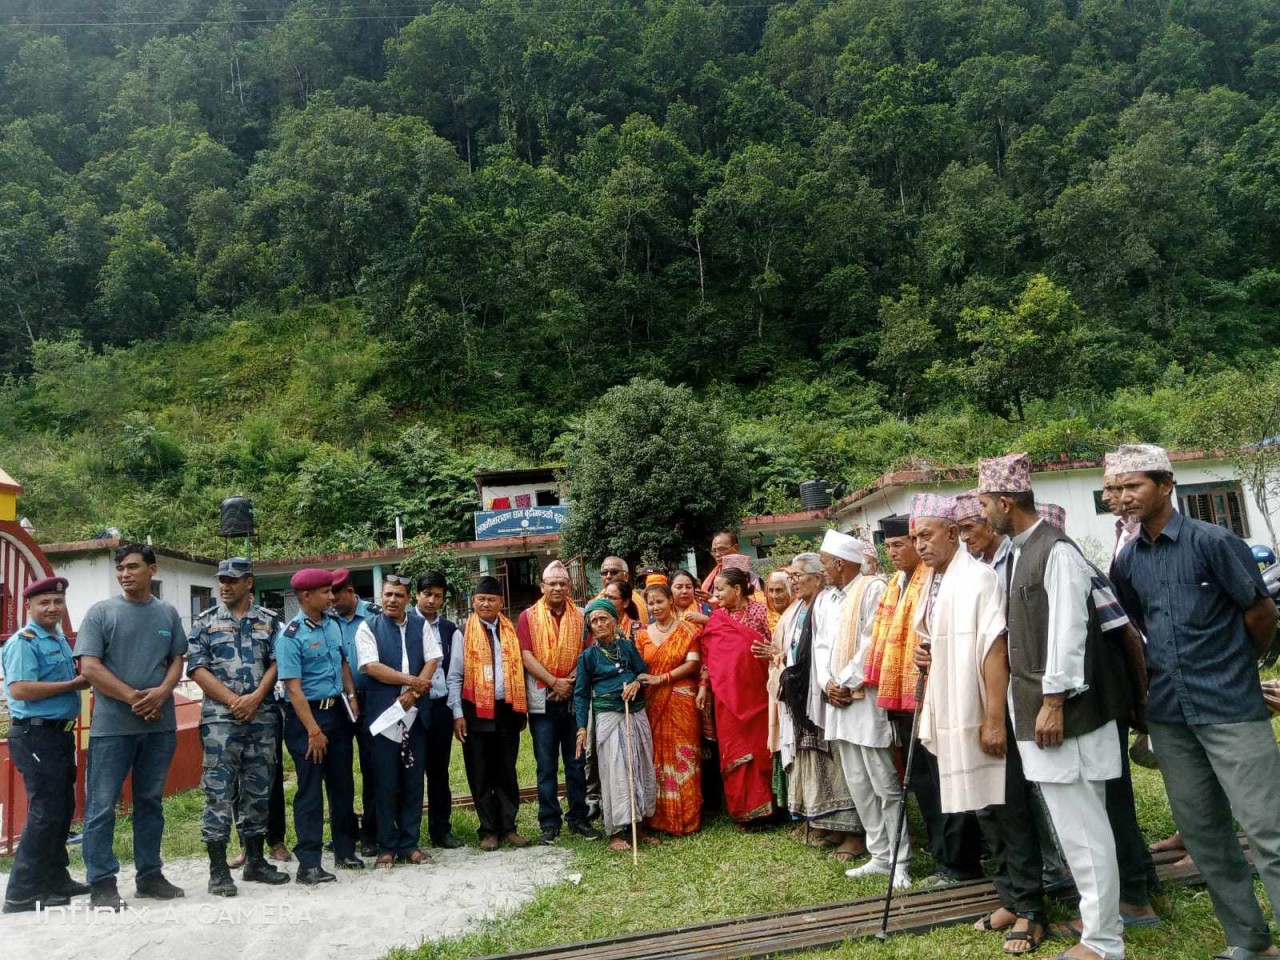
[699,607,775,822]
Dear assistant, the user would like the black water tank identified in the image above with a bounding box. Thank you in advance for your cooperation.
[220,496,254,537]
[799,480,832,510]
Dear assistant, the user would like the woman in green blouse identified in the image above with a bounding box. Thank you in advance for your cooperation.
[574,598,659,852]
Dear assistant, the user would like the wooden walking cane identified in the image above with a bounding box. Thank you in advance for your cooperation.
[623,695,639,866]
[877,641,930,942]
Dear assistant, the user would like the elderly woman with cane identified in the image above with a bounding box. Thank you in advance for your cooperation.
[575,598,659,854]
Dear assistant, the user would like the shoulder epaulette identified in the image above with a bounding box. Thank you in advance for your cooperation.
[196,604,219,619]
[18,628,37,640]
[283,620,301,637]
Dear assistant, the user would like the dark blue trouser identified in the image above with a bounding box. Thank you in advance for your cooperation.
[283,706,358,869]
[424,698,455,842]
[6,724,76,902]
[529,701,588,833]
[83,731,176,884]
[368,720,427,855]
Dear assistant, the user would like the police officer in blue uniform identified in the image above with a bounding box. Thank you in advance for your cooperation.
[276,568,363,884]
[2,576,91,913]
[330,567,380,856]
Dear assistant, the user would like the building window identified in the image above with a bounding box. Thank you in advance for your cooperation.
[1179,482,1250,538]
[191,586,213,620]
[1092,491,1110,515]
[150,580,163,599]
[536,489,560,506]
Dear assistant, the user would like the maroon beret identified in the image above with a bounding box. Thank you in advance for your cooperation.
[24,576,68,599]
[330,568,352,590]
[291,568,333,591]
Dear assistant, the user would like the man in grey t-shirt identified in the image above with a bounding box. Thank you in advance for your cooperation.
[76,544,187,911]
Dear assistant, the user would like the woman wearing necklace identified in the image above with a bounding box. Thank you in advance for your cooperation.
[636,576,704,835]
[698,566,777,825]
[671,570,711,626]
[574,598,659,852]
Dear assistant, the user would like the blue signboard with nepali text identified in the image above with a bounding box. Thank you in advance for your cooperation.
[473,505,569,541]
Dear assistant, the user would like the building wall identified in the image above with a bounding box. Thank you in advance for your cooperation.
[831,458,1278,569]
[479,482,561,509]
[51,551,219,634]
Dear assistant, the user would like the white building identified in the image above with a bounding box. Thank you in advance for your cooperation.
[42,538,221,635]
[828,451,1275,567]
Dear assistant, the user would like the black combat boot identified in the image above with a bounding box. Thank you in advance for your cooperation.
[242,836,289,885]
[206,841,238,897]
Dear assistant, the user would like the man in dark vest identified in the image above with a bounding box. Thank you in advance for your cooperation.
[413,571,465,849]
[978,452,1127,960]
[353,574,439,866]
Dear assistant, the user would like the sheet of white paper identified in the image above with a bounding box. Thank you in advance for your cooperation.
[371,701,418,740]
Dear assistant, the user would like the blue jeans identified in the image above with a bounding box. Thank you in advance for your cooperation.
[529,702,587,832]
[82,732,177,884]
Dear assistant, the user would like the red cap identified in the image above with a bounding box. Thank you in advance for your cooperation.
[291,568,333,591]
[24,576,68,599]
[330,568,352,590]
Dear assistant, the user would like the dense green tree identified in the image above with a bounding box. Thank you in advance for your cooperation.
[558,378,747,565]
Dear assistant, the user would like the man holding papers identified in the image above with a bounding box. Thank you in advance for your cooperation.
[354,574,441,868]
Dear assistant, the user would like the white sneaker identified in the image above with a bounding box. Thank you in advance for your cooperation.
[845,860,891,879]
[892,866,912,890]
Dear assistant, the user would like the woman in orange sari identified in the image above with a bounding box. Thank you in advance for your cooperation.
[636,579,703,835]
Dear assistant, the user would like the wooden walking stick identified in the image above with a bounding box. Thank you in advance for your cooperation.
[623,695,639,866]
[877,641,930,942]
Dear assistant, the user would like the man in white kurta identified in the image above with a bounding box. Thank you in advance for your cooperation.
[909,495,1009,815]
[814,531,903,886]
[979,452,1124,960]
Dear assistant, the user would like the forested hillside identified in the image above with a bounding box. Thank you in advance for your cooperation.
[1,0,1279,555]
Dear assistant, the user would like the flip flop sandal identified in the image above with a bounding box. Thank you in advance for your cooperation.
[1003,917,1046,956]
[1050,919,1085,939]
[374,854,395,869]
[975,911,1014,932]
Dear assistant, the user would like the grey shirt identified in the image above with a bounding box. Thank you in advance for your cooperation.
[75,595,188,736]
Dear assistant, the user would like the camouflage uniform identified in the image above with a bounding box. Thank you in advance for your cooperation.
[188,602,282,844]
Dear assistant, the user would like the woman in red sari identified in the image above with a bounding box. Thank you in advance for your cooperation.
[671,569,711,626]
[698,567,775,825]
[636,579,703,835]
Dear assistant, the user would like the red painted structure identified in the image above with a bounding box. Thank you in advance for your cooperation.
[0,502,204,855]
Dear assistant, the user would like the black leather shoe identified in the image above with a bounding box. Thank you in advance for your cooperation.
[295,865,336,885]
[538,827,559,845]
[90,878,126,912]
[433,833,464,850]
[360,841,378,858]
[51,877,91,898]
[586,800,602,822]
[135,873,185,900]
[334,856,365,870]
[2,892,70,912]
[569,821,604,841]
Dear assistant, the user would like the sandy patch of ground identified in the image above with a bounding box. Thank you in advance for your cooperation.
[2,846,569,960]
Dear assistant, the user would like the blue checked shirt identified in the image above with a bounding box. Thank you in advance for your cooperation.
[1112,510,1271,725]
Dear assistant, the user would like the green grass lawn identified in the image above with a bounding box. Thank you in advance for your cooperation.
[3,721,1275,960]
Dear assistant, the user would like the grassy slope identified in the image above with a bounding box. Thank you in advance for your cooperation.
[7,718,1273,960]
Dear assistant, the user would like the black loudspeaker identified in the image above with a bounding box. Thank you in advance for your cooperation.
[220,496,254,538]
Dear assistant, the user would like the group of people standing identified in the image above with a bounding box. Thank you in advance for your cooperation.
[4,439,1280,960]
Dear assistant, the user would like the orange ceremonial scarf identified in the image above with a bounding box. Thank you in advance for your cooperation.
[867,565,927,712]
[529,599,585,678]
[462,613,527,718]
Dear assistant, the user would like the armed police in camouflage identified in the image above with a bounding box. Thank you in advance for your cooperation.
[186,558,291,896]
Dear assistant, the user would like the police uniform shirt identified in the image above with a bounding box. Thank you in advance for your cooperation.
[275,612,346,701]
[187,602,281,721]
[2,621,80,721]
[334,598,378,690]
